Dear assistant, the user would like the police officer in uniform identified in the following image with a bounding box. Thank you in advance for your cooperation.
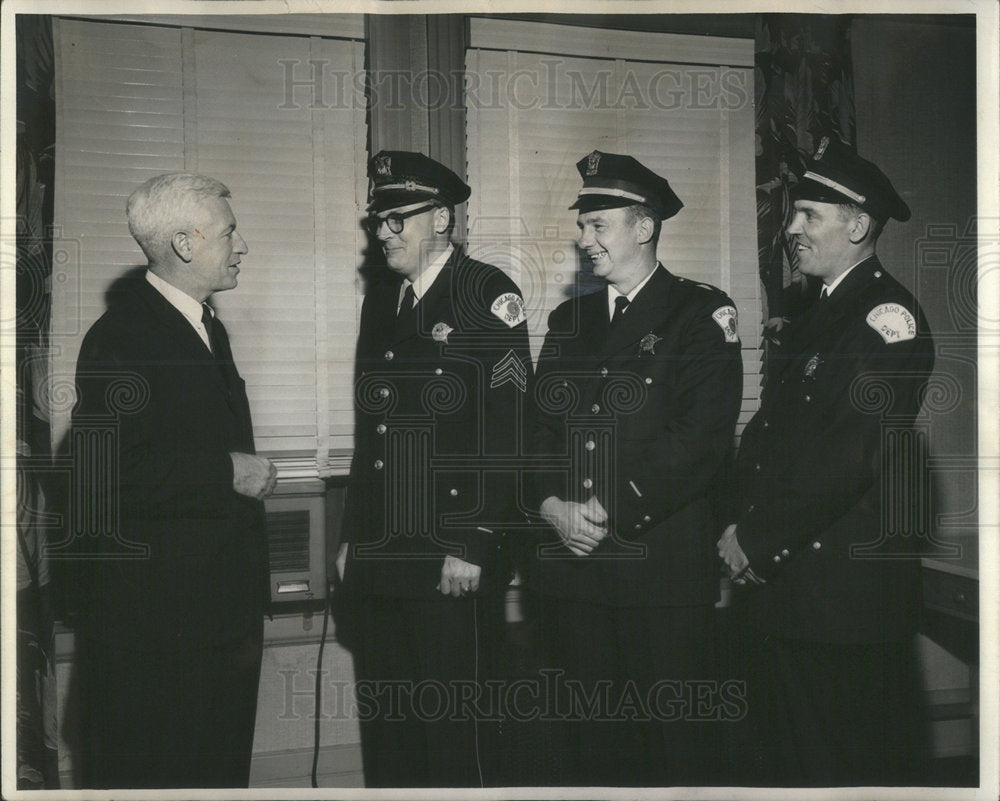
[338,151,532,787]
[526,151,744,785]
[718,138,935,785]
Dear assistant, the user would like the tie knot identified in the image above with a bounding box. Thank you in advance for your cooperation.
[614,295,630,312]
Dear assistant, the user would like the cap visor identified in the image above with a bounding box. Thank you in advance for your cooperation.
[367,189,440,213]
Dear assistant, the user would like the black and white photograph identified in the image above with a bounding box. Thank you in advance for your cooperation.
[2,0,997,798]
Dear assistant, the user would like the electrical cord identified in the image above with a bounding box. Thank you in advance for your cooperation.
[310,581,334,788]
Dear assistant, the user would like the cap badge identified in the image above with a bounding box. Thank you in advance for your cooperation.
[586,150,602,176]
[638,332,662,356]
[375,154,392,176]
[815,136,830,160]
[403,179,417,192]
[803,353,823,377]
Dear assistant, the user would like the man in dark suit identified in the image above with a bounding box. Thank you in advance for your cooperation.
[525,151,744,785]
[338,151,532,787]
[718,138,935,785]
[72,173,276,788]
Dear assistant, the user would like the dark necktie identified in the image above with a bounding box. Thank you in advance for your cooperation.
[610,295,630,328]
[394,284,417,337]
[201,303,218,354]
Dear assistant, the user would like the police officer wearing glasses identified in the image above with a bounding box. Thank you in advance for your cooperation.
[338,150,533,787]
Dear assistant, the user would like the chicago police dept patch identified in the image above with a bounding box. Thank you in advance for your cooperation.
[491,293,526,327]
[866,303,916,344]
[712,306,739,343]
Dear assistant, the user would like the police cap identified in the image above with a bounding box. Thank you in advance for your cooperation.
[791,136,910,222]
[367,150,471,213]
[568,150,683,220]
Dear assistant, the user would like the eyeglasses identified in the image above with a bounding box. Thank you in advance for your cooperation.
[363,203,437,236]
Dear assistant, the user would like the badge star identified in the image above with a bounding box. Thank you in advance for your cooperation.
[638,333,663,355]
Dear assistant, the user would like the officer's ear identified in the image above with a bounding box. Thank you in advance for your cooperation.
[171,230,194,263]
[633,213,655,246]
[847,211,873,245]
[432,205,451,236]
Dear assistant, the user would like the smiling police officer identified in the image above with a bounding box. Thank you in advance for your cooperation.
[526,151,744,786]
[338,150,532,788]
[718,138,935,785]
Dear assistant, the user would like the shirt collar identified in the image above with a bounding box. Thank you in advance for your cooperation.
[824,257,869,297]
[401,244,453,307]
[146,269,207,326]
[608,263,658,318]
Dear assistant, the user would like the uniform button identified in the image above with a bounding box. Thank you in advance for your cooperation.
[384,350,394,361]
[644,377,653,385]
[643,515,651,523]
[754,463,762,473]
[376,424,387,435]
[585,440,596,451]
[374,459,384,470]
[634,523,642,530]
[450,488,459,497]
[773,555,781,563]
[600,367,608,377]
[874,270,883,278]
[812,541,822,550]
[591,403,600,414]
[804,394,811,403]
[762,420,769,429]
[582,478,593,489]
[781,549,790,558]
[379,388,390,398]
[435,368,443,375]
[747,504,754,513]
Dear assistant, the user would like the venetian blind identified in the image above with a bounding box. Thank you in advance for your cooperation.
[464,19,761,434]
[51,16,367,472]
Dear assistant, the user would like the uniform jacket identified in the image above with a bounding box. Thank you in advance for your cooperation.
[342,247,533,599]
[731,256,935,643]
[526,265,743,607]
[71,275,268,650]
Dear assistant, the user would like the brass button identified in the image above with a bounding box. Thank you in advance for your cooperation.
[384,350,394,361]
[643,515,651,523]
[781,549,790,558]
[435,368,443,375]
[585,440,596,451]
[600,367,608,377]
[645,377,653,385]
[773,555,781,563]
[804,394,811,403]
[376,424,387,435]
[762,420,769,429]
[747,504,755,513]
[374,459,384,470]
[379,388,390,399]
[450,488,459,497]
[754,463,762,473]
[582,478,593,489]
[812,541,821,550]
[591,403,600,414]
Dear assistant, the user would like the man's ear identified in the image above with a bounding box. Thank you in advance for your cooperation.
[433,206,451,235]
[848,212,872,245]
[634,214,655,246]
[171,231,194,263]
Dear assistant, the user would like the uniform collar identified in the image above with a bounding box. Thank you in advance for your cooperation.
[824,254,875,297]
[607,262,658,320]
[400,243,454,308]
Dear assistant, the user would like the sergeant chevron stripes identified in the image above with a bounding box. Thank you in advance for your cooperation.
[491,350,527,392]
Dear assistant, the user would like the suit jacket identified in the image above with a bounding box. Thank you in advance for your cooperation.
[72,275,268,650]
[342,247,533,599]
[526,265,743,608]
[731,256,935,643]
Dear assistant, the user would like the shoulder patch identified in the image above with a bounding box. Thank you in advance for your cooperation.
[491,293,526,328]
[712,305,739,343]
[866,303,916,344]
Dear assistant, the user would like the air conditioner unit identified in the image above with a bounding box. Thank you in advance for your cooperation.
[264,479,327,603]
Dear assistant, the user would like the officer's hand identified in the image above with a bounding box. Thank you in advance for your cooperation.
[540,495,608,557]
[437,555,482,597]
[231,452,278,500]
[717,523,750,583]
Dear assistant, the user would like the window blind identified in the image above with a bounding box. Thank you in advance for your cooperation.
[51,17,367,472]
[464,19,761,435]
